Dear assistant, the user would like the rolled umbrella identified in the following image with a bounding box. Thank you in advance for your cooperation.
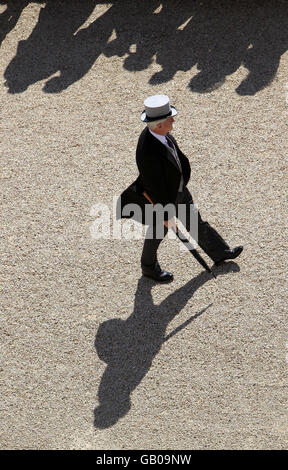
[171,226,216,278]
[142,191,215,278]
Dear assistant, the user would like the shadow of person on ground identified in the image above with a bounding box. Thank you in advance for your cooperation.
[104,0,161,69]
[236,2,288,95]
[0,1,29,47]
[94,262,240,429]
[4,0,161,93]
[4,0,98,93]
[4,0,288,95]
[43,0,162,93]
[148,0,288,95]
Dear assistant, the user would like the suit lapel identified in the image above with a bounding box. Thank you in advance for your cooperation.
[147,129,181,172]
[165,146,181,171]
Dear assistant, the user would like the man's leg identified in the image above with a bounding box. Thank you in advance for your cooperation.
[141,223,168,267]
[141,223,173,282]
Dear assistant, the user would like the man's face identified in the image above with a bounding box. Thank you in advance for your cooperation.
[155,116,175,135]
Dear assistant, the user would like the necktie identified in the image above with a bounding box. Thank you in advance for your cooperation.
[166,136,182,170]
[166,135,175,150]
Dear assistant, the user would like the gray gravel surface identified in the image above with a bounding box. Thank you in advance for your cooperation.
[1,0,288,450]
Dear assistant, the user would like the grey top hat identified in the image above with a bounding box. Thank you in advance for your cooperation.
[141,94,177,122]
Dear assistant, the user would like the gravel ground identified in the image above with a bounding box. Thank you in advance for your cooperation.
[1,0,288,450]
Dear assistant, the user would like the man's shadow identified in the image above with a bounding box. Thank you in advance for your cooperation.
[94,262,239,429]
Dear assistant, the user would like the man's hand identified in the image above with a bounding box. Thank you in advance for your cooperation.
[164,217,177,232]
[143,192,177,232]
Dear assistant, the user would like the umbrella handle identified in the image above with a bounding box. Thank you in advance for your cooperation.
[143,191,154,205]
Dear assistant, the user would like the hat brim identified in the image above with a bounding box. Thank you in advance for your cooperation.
[141,106,177,122]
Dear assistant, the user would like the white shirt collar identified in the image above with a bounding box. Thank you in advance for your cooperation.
[149,129,168,146]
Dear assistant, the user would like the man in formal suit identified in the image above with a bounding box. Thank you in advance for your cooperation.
[118,94,243,282]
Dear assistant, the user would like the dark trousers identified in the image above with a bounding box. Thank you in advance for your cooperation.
[141,188,229,267]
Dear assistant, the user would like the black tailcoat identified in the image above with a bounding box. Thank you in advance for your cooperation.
[117,127,191,224]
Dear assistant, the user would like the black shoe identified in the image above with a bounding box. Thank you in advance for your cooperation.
[214,246,243,266]
[141,261,174,283]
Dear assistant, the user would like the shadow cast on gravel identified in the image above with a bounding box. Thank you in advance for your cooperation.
[2,0,288,95]
[94,261,240,429]
[0,1,29,48]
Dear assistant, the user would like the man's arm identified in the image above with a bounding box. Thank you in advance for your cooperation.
[137,151,170,206]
